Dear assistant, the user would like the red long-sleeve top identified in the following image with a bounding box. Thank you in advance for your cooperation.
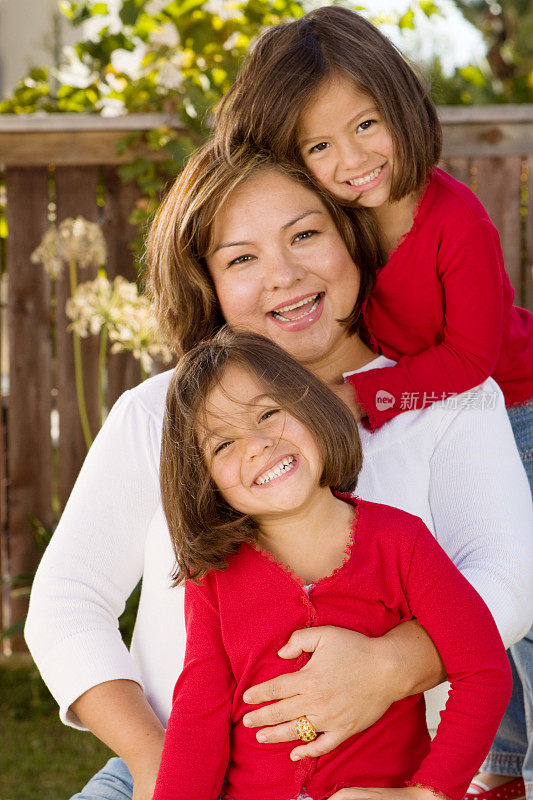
[153,497,512,800]
[347,167,533,430]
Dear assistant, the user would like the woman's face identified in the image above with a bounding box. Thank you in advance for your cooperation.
[206,168,360,370]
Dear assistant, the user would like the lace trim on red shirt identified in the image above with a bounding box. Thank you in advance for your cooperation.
[249,497,360,591]
[405,779,452,800]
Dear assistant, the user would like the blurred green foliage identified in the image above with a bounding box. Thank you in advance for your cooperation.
[430,0,533,104]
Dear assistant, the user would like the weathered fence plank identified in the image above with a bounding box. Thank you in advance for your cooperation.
[101,167,144,409]
[5,167,53,647]
[54,166,100,508]
[472,156,524,305]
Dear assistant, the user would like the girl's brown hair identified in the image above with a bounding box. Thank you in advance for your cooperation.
[146,138,381,356]
[161,327,362,584]
[215,6,442,201]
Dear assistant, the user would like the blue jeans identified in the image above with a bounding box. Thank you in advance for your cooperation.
[70,758,133,800]
[70,758,227,800]
[482,401,533,800]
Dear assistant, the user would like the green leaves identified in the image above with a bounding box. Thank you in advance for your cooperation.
[399,8,414,29]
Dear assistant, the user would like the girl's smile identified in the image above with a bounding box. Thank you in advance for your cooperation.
[298,75,395,208]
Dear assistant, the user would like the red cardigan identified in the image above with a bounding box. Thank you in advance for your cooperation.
[348,167,533,429]
[153,497,512,800]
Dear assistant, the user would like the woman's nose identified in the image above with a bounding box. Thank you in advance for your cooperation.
[262,252,305,292]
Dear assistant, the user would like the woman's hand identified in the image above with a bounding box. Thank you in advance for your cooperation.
[328,382,364,422]
[328,786,441,800]
[242,626,399,760]
[242,622,445,760]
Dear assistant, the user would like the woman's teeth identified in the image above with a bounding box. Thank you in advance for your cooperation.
[272,294,320,321]
[347,166,382,187]
[255,456,296,485]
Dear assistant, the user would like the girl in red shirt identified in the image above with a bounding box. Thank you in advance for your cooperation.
[153,327,511,800]
[214,9,533,798]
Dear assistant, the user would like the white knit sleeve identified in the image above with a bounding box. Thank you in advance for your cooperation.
[25,389,162,728]
[428,379,533,648]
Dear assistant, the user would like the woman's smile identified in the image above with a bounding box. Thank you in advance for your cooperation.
[269,292,324,330]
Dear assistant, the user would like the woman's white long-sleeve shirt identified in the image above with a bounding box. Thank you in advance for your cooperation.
[25,357,533,729]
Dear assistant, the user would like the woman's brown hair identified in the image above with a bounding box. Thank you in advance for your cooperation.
[146,138,381,356]
[215,6,442,201]
[161,327,362,585]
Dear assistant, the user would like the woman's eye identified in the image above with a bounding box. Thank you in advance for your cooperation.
[357,119,376,132]
[308,141,329,154]
[227,254,254,268]
[213,440,232,455]
[259,409,280,423]
[293,230,317,244]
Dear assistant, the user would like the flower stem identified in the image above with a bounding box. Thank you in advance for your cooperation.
[69,258,93,450]
[98,324,108,426]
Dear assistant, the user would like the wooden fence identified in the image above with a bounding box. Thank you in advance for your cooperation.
[0,106,532,651]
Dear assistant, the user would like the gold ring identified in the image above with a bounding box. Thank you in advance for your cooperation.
[296,715,318,742]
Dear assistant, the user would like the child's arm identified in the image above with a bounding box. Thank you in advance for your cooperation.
[399,517,512,800]
[347,219,511,430]
[152,579,236,800]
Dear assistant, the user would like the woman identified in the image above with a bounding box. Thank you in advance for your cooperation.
[25,143,533,800]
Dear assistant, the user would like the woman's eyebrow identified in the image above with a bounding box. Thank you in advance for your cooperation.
[212,238,253,254]
[282,210,325,230]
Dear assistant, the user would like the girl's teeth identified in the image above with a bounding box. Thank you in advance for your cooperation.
[255,456,296,485]
[272,294,320,321]
[347,166,382,187]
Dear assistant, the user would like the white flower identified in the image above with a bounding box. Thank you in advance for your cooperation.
[108,294,173,373]
[31,217,107,276]
[157,55,185,89]
[145,0,169,15]
[97,96,127,117]
[57,217,107,268]
[111,44,148,80]
[105,72,128,93]
[81,13,123,43]
[149,22,180,49]
[202,0,240,21]
[30,228,64,278]
[223,31,241,51]
[66,274,173,375]
[55,47,97,89]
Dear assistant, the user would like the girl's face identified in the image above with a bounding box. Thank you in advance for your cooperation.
[298,74,395,208]
[206,168,360,371]
[198,364,323,521]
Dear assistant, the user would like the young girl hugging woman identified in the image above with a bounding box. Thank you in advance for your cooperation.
[153,326,512,800]
[214,9,533,798]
